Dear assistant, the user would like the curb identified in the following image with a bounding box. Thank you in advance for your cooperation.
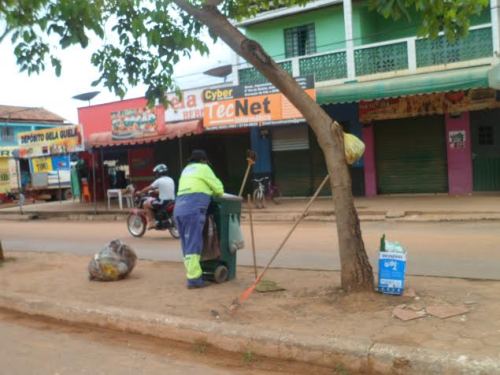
[0,291,498,375]
[3,211,500,224]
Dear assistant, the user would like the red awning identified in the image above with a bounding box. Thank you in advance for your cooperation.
[88,120,203,148]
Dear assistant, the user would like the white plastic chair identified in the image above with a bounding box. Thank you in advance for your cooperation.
[107,189,123,210]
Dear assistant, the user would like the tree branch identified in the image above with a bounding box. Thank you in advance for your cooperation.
[204,0,223,6]
[0,26,11,44]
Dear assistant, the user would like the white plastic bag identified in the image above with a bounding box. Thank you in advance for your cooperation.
[228,214,244,254]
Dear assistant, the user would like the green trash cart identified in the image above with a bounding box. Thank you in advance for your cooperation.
[201,194,243,283]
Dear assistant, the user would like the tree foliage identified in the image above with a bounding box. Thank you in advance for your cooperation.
[0,0,490,101]
[368,0,489,41]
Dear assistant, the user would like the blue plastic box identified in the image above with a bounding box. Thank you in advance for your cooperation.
[378,251,407,295]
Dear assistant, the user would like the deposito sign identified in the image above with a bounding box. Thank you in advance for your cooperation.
[17,124,84,158]
[202,76,316,129]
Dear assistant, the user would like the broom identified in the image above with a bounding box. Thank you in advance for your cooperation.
[229,174,330,311]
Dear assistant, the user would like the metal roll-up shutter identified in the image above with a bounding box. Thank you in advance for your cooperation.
[375,116,448,194]
[272,125,311,196]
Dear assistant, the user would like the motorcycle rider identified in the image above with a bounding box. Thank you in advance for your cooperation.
[137,164,175,229]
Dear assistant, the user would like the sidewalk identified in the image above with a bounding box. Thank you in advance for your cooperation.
[1,194,500,222]
[1,251,499,374]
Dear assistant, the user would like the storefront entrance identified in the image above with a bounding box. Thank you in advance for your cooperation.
[375,116,448,194]
[471,109,500,191]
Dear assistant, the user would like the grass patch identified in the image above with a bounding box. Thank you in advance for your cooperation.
[333,363,350,375]
[192,339,208,354]
[242,349,256,364]
[0,257,16,267]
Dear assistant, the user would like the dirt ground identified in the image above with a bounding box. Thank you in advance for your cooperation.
[1,251,500,360]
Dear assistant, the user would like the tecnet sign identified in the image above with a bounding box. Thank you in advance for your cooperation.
[202,76,315,129]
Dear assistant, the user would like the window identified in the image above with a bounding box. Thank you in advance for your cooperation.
[478,126,494,146]
[0,127,15,143]
[284,24,316,58]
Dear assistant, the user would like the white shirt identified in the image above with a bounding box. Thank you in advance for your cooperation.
[151,176,175,201]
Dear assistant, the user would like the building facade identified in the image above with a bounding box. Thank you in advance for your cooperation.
[233,0,500,196]
[0,105,67,198]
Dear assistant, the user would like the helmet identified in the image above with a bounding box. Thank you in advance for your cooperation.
[153,164,168,177]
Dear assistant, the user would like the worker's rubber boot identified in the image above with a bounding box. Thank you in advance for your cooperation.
[187,277,206,289]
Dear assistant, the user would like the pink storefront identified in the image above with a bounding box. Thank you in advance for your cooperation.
[359,89,499,196]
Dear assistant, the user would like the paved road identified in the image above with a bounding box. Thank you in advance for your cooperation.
[1,219,499,279]
[0,310,290,375]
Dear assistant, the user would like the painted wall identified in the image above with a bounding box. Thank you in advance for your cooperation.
[78,97,164,140]
[243,5,346,59]
[250,127,272,174]
[446,113,473,195]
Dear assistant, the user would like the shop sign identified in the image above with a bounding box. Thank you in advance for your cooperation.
[165,88,204,122]
[32,157,53,173]
[359,89,499,123]
[202,76,316,129]
[449,130,466,150]
[0,158,9,193]
[18,125,84,158]
[0,146,17,158]
[111,107,160,140]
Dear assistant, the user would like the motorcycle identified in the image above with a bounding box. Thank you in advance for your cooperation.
[126,193,180,239]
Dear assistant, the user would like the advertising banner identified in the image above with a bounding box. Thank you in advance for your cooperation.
[165,88,204,122]
[0,158,9,193]
[32,157,53,173]
[111,107,161,140]
[359,88,499,123]
[17,125,84,158]
[202,76,316,129]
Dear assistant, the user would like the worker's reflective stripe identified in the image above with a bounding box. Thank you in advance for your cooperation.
[184,254,202,280]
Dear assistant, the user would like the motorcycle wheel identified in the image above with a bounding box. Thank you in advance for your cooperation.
[127,213,146,237]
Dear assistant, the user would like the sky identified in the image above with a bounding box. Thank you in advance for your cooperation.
[0,33,232,124]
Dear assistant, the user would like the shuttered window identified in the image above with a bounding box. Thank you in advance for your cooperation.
[271,126,309,151]
[375,116,448,194]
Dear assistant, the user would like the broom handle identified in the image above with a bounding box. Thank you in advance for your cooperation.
[247,194,258,279]
[238,162,252,197]
[251,174,330,286]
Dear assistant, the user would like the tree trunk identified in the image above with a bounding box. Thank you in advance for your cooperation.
[173,1,374,292]
[0,240,4,261]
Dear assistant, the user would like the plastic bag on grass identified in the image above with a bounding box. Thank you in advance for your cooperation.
[344,133,365,165]
[88,240,137,281]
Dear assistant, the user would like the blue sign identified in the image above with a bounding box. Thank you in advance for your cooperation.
[378,252,407,295]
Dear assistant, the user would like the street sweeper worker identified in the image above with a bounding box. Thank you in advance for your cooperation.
[174,149,224,289]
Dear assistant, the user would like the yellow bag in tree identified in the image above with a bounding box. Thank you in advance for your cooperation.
[344,133,365,165]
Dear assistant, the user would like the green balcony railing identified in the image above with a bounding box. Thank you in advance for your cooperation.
[416,27,493,68]
[238,61,292,85]
[354,42,408,76]
[299,51,347,81]
[237,25,493,85]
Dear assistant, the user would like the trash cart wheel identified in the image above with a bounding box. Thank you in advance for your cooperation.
[214,265,229,283]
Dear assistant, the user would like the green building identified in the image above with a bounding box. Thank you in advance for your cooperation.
[230,0,500,196]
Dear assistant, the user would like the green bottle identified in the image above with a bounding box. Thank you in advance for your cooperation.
[380,234,386,252]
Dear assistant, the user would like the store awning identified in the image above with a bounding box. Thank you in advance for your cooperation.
[88,120,203,148]
[317,65,491,104]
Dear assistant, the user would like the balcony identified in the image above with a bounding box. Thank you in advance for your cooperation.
[238,24,493,86]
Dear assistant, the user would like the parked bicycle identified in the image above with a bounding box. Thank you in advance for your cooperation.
[252,177,281,209]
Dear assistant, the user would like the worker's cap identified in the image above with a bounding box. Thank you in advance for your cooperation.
[188,149,209,163]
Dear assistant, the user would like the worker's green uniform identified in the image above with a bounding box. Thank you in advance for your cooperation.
[174,163,223,288]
